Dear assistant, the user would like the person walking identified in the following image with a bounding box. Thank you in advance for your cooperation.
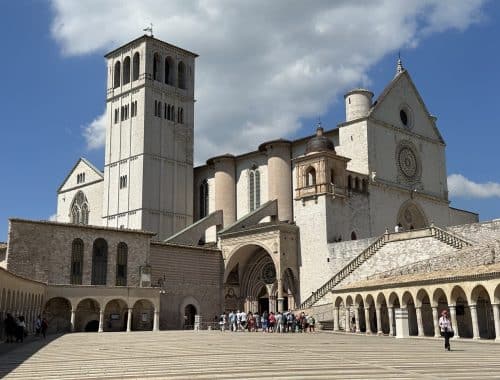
[4,313,16,343]
[41,317,48,339]
[438,309,453,351]
[35,315,42,336]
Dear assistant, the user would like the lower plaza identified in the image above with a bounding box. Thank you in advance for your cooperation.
[1,331,499,379]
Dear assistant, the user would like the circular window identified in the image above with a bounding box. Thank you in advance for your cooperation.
[400,109,408,126]
[262,263,276,284]
[396,144,420,180]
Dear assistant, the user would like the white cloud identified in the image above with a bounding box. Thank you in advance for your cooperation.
[48,213,57,221]
[82,112,106,150]
[50,0,485,162]
[448,174,500,199]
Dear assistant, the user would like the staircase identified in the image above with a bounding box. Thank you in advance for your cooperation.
[300,234,387,309]
[299,225,474,310]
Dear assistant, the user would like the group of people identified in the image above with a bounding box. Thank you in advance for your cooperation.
[218,310,315,333]
[3,314,48,343]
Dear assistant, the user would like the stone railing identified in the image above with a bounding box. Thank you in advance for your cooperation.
[300,234,388,309]
[430,224,474,249]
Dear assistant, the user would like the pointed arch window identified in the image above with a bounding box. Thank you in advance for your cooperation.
[70,191,90,225]
[113,61,121,88]
[199,179,209,218]
[132,52,140,81]
[91,238,108,285]
[305,167,316,187]
[116,243,128,286]
[178,61,186,89]
[249,168,261,212]
[70,239,84,285]
[165,56,174,85]
[123,56,131,85]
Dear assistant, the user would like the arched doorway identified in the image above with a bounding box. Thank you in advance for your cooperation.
[224,244,294,314]
[75,298,100,332]
[397,201,428,230]
[471,285,495,339]
[132,299,154,331]
[44,297,72,334]
[402,292,418,336]
[184,304,197,329]
[103,299,128,332]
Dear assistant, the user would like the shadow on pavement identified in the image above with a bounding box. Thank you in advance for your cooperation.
[0,334,62,378]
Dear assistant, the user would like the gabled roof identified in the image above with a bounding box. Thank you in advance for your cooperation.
[57,157,104,193]
[369,70,445,144]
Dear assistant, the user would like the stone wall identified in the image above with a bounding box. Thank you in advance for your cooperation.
[6,219,153,286]
[327,237,377,275]
[371,243,498,280]
[447,220,500,244]
[149,242,223,329]
[340,236,459,287]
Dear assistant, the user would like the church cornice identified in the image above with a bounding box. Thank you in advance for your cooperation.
[369,179,449,205]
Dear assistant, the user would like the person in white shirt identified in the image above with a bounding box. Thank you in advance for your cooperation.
[438,309,453,351]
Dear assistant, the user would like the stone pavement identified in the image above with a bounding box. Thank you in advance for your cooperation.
[0,331,499,379]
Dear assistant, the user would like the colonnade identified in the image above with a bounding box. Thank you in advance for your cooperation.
[332,279,500,341]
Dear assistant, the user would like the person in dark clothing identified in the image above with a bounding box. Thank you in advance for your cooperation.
[40,317,48,339]
[15,315,26,343]
[4,314,16,343]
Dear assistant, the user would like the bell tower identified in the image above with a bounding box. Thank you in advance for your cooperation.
[102,35,197,240]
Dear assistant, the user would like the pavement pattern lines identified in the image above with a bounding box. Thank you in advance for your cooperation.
[0,331,499,379]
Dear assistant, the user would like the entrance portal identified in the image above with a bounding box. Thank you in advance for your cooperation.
[184,304,197,329]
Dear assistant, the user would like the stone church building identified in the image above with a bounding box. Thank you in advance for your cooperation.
[2,35,500,341]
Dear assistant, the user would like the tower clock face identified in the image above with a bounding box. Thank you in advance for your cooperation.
[397,146,418,179]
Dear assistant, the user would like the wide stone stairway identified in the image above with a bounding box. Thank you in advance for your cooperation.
[1,331,499,379]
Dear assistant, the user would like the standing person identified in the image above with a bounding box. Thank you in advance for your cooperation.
[16,316,26,343]
[308,315,316,332]
[219,312,227,332]
[268,312,276,332]
[439,310,453,351]
[41,317,48,339]
[35,315,42,336]
[287,311,294,333]
[261,311,268,333]
[4,313,16,343]
[240,310,247,331]
[254,312,260,332]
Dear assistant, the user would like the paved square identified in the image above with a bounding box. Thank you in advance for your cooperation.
[0,332,498,379]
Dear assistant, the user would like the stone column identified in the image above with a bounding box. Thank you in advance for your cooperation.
[345,306,350,332]
[126,308,132,332]
[261,141,292,222]
[70,309,76,332]
[211,155,236,228]
[492,304,500,341]
[98,310,104,333]
[376,307,383,335]
[449,305,460,338]
[364,307,371,334]
[277,279,284,313]
[153,310,160,332]
[388,307,394,336]
[416,307,424,337]
[395,308,409,338]
[354,307,360,333]
[470,304,480,340]
[432,307,440,337]
[333,307,340,331]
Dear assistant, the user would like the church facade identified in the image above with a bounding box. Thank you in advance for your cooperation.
[3,35,500,340]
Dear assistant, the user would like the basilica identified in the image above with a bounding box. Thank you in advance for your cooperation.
[1,35,500,341]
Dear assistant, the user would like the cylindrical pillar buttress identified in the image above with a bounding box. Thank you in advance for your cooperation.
[211,155,236,228]
[260,141,292,222]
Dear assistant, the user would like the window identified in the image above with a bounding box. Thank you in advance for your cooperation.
[123,56,131,85]
[167,105,171,120]
[180,108,184,124]
[70,239,84,285]
[119,175,128,189]
[165,57,174,85]
[164,103,167,119]
[116,243,128,286]
[171,106,175,121]
[113,61,121,88]
[132,52,140,81]
[199,179,209,218]
[351,231,357,241]
[178,61,186,89]
[347,175,352,190]
[306,167,316,187]
[114,109,119,124]
[153,53,161,81]
[70,191,89,225]
[354,177,360,191]
[77,172,85,184]
[249,168,261,212]
[157,102,162,118]
[131,101,137,117]
[154,100,158,117]
[120,105,129,121]
[91,238,108,285]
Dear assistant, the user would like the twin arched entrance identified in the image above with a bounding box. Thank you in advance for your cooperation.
[223,244,298,313]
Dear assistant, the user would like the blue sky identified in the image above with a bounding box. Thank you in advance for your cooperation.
[0,1,499,241]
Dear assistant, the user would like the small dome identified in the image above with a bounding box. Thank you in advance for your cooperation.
[305,126,335,154]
